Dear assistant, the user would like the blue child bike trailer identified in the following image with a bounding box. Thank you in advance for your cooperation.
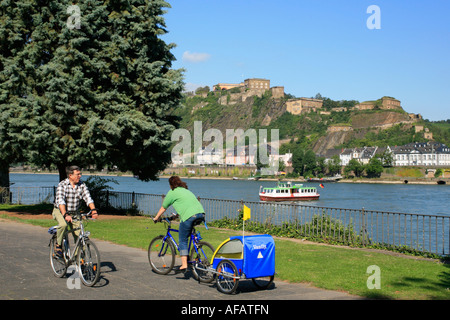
[212,234,275,279]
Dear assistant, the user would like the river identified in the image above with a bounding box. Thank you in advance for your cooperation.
[9,173,450,216]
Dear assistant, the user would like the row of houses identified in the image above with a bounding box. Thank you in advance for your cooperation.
[321,142,450,167]
[172,145,292,167]
[172,141,450,168]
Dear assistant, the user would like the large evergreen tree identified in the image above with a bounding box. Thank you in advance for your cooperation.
[1,0,183,182]
[0,0,36,187]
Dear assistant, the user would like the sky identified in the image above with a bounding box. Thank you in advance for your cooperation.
[161,0,450,121]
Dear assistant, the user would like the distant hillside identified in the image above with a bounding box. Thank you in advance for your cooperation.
[173,90,450,152]
[175,90,285,134]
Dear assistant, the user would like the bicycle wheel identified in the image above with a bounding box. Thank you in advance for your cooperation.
[49,236,67,278]
[251,275,274,289]
[77,239,101,287]
[148,235,175,275]
[189,241,215,283]
[216,259,239,294]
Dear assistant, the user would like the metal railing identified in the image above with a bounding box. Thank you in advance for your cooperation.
[0,186,54,205]
[1,187,449,256]
[98,191,450,256]
[198,197,450,256]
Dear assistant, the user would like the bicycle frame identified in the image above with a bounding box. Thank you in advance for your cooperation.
[59,215,92,263]
[158,221,207,264]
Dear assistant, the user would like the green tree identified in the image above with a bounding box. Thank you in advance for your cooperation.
[366,157,383,178]
[292,147,305,176]
[303,149,316,177]
[314,157,327,177]
[292,147,323,177]
[7,0,183,181]
[344,159,365,177]
[195,86,210,95]
[327,155,342,176]
[376,150,394,167]
[0,0,35,187]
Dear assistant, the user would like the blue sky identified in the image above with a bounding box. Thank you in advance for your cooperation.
[162,0,450,121]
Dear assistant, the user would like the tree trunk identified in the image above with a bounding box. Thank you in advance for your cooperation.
[0,161,10,188]
[57,163,67,182]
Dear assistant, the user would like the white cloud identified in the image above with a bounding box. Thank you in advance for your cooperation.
[182,51,211,63]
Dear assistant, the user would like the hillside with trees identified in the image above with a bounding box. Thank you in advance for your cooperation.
[172,87,450,178]
[175,89,450,150]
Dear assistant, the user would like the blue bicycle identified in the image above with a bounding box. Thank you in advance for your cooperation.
[148,214,215,283]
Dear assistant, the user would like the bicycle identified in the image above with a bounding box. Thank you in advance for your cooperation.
[48,209,101,287]
[148,213,215,283]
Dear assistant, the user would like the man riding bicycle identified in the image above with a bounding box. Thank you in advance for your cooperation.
[52,165,98,256]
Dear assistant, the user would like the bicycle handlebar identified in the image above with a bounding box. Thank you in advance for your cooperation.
[66,209,98,220]
[153,213,179,224]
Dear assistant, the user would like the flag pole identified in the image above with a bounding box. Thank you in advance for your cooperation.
[242,205,251,251]
[242,207,246,251]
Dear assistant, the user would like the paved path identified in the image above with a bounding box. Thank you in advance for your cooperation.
[0,220,361,303]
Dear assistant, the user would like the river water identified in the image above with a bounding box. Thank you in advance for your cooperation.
[9,173,450,216]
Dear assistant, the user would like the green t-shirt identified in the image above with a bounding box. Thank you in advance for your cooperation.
[162,187,205,222]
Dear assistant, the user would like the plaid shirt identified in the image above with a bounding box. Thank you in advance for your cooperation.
[54,178,94,213]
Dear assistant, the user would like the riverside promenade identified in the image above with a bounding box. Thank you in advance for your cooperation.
[0,219,361,303]
[0,219,362,315]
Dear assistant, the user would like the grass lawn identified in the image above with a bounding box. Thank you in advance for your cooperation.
[1,204,450,300]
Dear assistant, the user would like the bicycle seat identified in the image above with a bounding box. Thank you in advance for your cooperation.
[48,226,58,235]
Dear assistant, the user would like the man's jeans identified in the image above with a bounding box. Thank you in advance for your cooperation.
[178,213,205,256]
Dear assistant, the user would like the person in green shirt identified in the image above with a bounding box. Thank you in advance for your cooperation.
[153,176,205,273]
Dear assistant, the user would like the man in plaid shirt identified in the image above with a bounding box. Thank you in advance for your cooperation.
[52,165,98,256]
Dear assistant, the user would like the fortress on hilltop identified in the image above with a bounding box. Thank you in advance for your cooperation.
[213,78,285,105]
[211,78,424,120]
[354,96,402,111]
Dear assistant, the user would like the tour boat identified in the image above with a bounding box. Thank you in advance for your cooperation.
[259,181,320,202]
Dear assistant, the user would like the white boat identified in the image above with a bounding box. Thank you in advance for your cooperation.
[259,181,320,201]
